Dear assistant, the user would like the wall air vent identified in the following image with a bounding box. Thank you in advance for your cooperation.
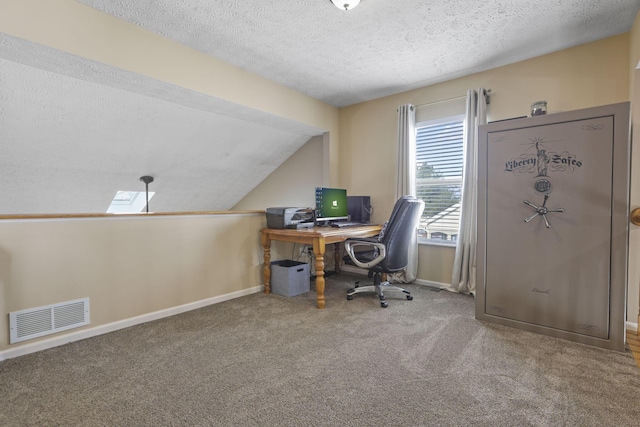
[9,298,89,344]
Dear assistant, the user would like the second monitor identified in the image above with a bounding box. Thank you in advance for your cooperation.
[347,195,371,224]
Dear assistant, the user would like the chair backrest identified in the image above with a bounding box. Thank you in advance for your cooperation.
[377,196,425,272]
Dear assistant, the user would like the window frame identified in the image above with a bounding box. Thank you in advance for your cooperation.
[414,114,466,246]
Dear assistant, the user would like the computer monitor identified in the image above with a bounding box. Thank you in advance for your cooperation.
[315,187,349,223]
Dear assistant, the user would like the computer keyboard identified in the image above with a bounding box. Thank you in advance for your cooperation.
[330,221,365,228]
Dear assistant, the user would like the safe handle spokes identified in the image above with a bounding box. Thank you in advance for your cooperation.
[523,193,564,229]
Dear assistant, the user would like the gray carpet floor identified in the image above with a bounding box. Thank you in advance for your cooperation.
[1,273,639,426]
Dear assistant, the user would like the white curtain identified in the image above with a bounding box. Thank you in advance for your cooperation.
[450,88,488,294]
[390,104,418,283]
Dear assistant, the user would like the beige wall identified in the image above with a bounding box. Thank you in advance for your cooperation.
[629,12,640,328]
[629,10,640,97]
[340,34,630,219]
[338,34,635,318]
[233,135,324,210]
[0,214,266,353]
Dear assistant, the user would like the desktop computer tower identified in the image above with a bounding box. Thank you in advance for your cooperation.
[347,196,371,223]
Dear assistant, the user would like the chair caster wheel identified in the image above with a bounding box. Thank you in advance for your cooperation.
[381,301,389,308]
[406,295,413,301]
[347,295,353,300]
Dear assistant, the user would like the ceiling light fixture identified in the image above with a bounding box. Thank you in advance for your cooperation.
[140,175,154,213]
[329,0,361,11]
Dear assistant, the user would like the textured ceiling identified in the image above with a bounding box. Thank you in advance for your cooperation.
[78,0,640,107]
[1,0,639,214]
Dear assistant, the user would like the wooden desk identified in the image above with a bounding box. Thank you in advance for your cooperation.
[261,225,382,308]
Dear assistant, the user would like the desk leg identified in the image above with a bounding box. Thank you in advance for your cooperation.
[334,243,341,273]
[313,237,326,309]
[261,232,271,294]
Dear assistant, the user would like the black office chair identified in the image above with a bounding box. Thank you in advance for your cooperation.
[344,196,425,308]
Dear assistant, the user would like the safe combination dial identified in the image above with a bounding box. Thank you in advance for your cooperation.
[523,193,564,228]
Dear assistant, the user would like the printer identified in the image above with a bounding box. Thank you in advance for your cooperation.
[266,207,315,229]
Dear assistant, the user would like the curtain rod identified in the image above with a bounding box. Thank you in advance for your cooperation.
[413,88,491,109]
[414,95,467,109]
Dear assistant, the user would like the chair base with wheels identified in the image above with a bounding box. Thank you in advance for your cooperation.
[346,271,413,308]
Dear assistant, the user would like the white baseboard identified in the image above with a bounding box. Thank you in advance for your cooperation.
[414,278,449,290]
[627,321,638,332]
[0,285,263,362]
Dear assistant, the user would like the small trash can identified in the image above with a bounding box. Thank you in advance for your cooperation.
[271,260,310,297]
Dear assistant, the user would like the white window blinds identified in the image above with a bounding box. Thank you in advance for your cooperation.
[415,116,465,241]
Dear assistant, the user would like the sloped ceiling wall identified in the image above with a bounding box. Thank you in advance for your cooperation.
[0,34,324,214]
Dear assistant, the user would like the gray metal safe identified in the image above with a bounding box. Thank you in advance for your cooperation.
[476,102,630,351]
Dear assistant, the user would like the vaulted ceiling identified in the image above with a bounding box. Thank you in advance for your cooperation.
[1,0,639,214]
[0,34,323,214]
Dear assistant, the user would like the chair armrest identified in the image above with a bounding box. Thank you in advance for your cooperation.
[344,239,386,269]
[350,236,379,243]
